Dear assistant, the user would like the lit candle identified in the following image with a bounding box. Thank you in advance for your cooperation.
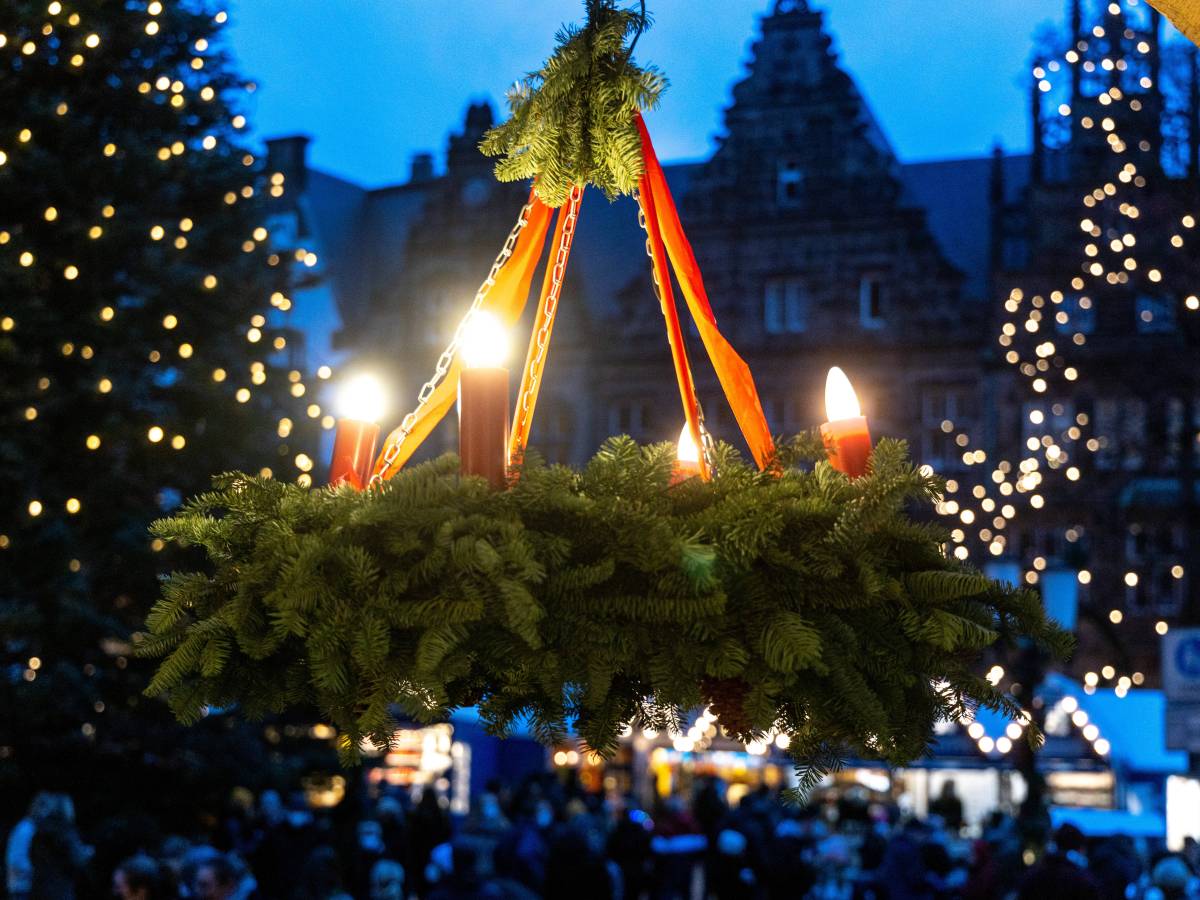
[329,374,385,489]
[458,311,510,490]
[820,366,872,478]
[672,423,702,484]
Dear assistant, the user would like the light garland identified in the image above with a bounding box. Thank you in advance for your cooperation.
[962,692,1114,759]
[934,0,1195,661]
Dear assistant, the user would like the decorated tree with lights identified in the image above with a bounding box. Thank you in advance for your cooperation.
[0,0,325,820]
[924,0,1200,838]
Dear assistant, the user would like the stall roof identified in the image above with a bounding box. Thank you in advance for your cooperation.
[1042,674,1187,775]
[965,674,1187,776]
[1050,806,1166,838]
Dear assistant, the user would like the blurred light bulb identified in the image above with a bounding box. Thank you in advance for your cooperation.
[338,374,385,422]
[460,311,508,368]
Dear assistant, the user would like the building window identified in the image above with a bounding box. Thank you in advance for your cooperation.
[1093,398,1147,471]
[1018,526,1080,563]
[760,396,804,434]
[608,400,657,439]
[859,276,885,328]
[531,403,575,464]
[809,116,835,162]
[777,159,803,207]
[764,277,808,334]
[1135,295,1176,333]
[1021,401,1075,456]
[920,385,977,470]
[1055,294,1096,336]
[1125,523,1186,613]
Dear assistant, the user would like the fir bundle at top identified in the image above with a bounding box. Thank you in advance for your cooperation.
[140,0,1071,790]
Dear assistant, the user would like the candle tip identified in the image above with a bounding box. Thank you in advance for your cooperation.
[825,366,862,421]
[338,373,386,423]
[676,423,700,464]
[461,310,509,369]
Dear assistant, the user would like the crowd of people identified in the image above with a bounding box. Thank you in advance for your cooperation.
[5,775,1200,899]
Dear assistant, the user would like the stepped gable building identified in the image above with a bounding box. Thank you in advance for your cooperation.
[267,0,1198,684]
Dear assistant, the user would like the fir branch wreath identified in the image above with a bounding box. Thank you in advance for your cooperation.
[480,0,666,205]
[139,437,1071,791]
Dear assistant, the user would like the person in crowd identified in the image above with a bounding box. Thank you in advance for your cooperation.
[1184,838,1200,877]
[410,788,453,897]
[295,844,352,900]
[190,855,239,900]
[765,814,817,900]
[608,795,653,900]
[18,766,1200,900]
[157,836,192,895]
[427,840,506,900]
[374,795,409,866]
[1091,835,1143,900]
[494,796,551,892]
[5,792,56,900]
[544,808,614,900]
[349,819,388,898]
[112,854,174,900]
[247,792,318,898]
[28,793,94,900]
[648,796,705,900]
[929,780,965,834]
[1128,854,1199,900]
[1018,822,1102,899]
[709,826,757,899]
[368,858,406,900]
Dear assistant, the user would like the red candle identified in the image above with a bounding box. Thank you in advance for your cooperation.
[458,312,510,490]
[328,374,384,489]
[820,366,872,478]
[671,422,702,485]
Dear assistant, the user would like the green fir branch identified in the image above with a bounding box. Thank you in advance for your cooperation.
[139,435,1072,789]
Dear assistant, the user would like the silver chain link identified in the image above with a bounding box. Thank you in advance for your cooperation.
[634,190,717,473]
[513,186,583,453]
[369,201,535,486]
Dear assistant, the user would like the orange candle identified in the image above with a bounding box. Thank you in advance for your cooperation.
[328,374,385,489]
[820,366,872,478]
[671,423,702,484]
[458,312,510,490]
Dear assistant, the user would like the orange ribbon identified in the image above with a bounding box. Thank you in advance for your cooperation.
[371,187,554,481]
[636,178,708,480]
[635,113,776,470]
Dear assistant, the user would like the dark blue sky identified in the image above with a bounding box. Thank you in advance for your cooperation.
[226,1,1060,187]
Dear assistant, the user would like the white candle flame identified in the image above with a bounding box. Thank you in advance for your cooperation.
[460,310,509,369]
[677,423,700,464]
[825,366,862,421]
[338,373,385,422]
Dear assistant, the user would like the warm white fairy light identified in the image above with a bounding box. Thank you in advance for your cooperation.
[0,7,322,572]
[934,4,1193,651]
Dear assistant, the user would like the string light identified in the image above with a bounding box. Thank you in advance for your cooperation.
[933,4,1194,655]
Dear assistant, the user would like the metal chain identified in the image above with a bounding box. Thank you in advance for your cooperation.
[634,190,717,473]
[368,200,534,486]
[513,186,583,450]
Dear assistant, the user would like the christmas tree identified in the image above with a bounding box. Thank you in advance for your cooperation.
[0,0,327,826]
